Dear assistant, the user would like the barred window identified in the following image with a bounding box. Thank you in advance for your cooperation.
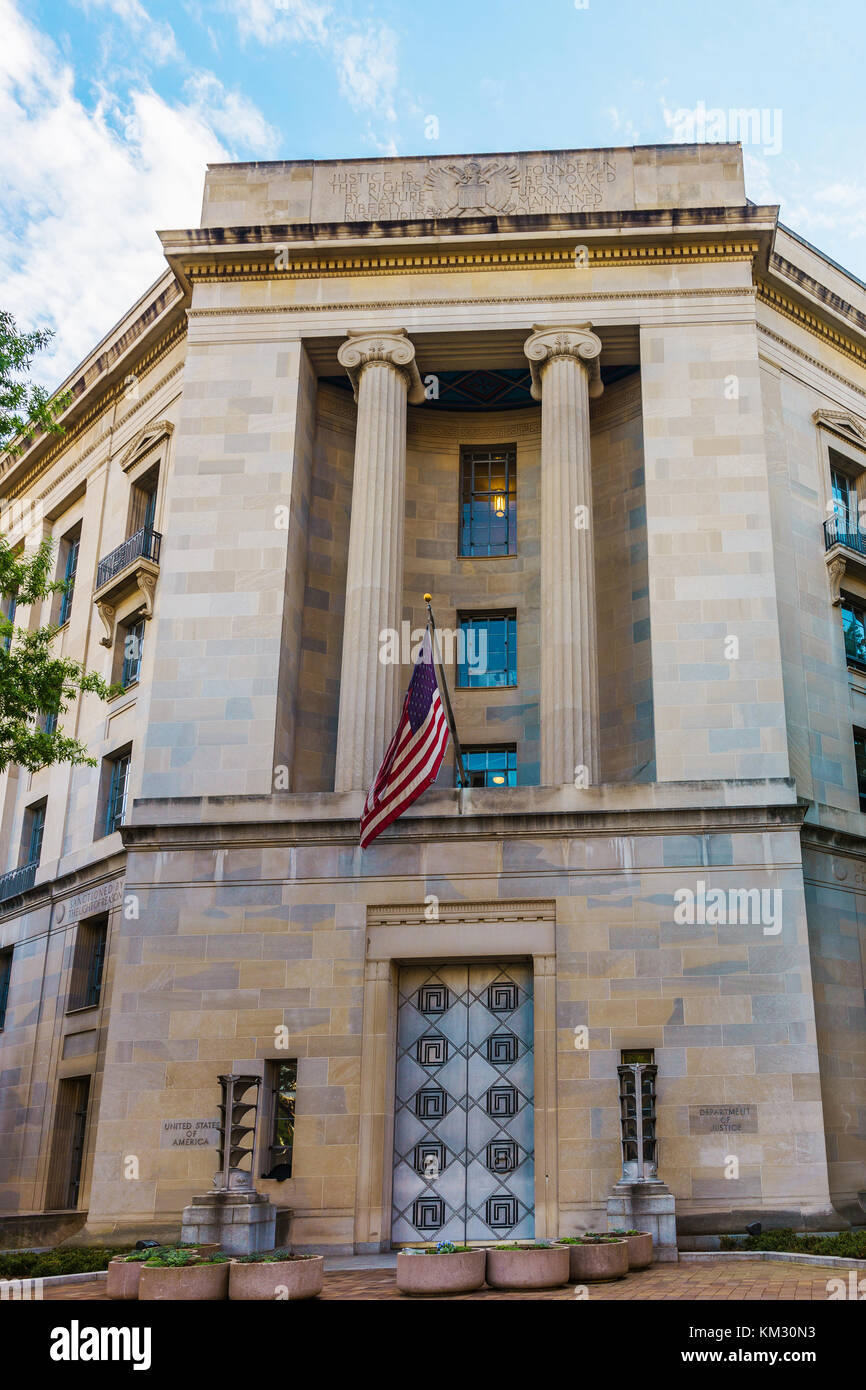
[68,916,108,1012]
[0,949,12,1030]
[459,446,516,556]
[58,530,80,627]
[22,801,46,867]
[120,617,145,689]
[457,612,517,688]
[459,744,517,788]
[263,1059,297,1179]
[104,752,131,836]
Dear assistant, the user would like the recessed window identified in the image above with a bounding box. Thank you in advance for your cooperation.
[68,916,108,1011]
[457,612,517,688]
[46,1076,91,1210]
[854,729,866,812]
[103,751,131,837]
[119,616,145,689]
[129,462,160,538]
[22,801,46,868]
[57,529,81,627]
[460,744,517,788]
[0,949,12,1030]
[841,598,866,671]
[830,463,854,528]
[263,1059,297,1179]
[459,446,516,556]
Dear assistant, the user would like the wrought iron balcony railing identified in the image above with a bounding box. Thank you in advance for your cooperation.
[0,862,37,904]
[824,515,866,558]
[96,525,161,590]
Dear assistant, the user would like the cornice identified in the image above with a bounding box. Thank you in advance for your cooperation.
[770,252,866,339]
[757,324,866,402]
[367,899,555,926]
[756,278,866,371]
[4,326,187,503]
[188,285,755,321]
[183,240,761,285]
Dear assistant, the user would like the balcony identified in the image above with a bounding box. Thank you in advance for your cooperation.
[93,525,161,646]
[0,862,37,905]
[823,516,866,604]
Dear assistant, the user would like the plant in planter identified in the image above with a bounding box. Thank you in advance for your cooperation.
[608,1228,654,1270]
[107,1248,160,1301]
[138,1249,232,1302]
[229,1249,324,1301]
[556,1235,629,1282]
[107,1243,223,1300]
[485,1242,570,1291]
[397,1241,487,1296]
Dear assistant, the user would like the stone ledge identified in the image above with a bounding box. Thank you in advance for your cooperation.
[33,1270,109,1288]
[680,1251,866,1270]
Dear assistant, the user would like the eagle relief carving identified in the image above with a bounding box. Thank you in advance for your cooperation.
[424,161,520,216]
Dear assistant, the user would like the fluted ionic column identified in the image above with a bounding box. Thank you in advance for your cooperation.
[524,324,603,787]
[334,329,424,792]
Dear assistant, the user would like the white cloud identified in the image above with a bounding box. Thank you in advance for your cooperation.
[76,0,181,65]
[0,0,279,389]
[221,1,400,129]
[184,71,280,155]
[223,0,330,47]
[335,26,398,121]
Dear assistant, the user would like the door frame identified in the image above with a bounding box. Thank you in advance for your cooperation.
[353,901,557,1252]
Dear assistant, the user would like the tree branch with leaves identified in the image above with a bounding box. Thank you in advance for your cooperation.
[1,313,121,773]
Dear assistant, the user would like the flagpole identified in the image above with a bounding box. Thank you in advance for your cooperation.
[424,593,469,790]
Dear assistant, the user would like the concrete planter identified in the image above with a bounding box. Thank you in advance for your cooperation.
[106,1258,144,1301]
[621,1233,653,1270]
[486,1246,570,1290]
[138,1260,231,1301]
[229,1256,324,1301]
[560,1239,629,1282]
[397,1249,487,1296]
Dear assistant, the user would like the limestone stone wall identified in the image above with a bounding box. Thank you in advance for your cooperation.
[402,406,542,788]
[0,880,122,1218]
[640,317,789,782]
[291,388,355,792]
[592,373,655,782]
[0,336,186,873]
[760,359,862,811]
[803,843,866,1224]
[200,144,747,228]
[56,797,835,1248]
[141,334,316,800]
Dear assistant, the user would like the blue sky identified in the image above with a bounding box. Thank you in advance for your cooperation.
[3,0,865,386]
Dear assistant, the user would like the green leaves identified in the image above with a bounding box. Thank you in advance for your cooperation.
[0,311,72,456]
[0,535,123,774]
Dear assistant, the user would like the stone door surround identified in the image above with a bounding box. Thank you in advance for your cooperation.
[353,899,557,1251]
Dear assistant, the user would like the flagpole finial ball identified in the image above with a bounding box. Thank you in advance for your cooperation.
[423,593,432,603]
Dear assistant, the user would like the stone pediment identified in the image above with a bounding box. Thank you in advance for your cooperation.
[813,408,866,454]
[117,418,174,473]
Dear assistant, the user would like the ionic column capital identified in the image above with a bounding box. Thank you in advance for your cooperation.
[523,323,603,401]
[338,328,425,404]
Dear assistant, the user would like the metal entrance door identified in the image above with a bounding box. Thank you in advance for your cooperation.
[391,963,534,1244]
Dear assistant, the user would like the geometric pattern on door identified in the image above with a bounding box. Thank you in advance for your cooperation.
[392,963,534,1244]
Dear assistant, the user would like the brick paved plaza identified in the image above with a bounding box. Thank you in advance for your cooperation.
[42,1259,847,1302]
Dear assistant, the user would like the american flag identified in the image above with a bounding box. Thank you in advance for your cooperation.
[360,629,450,849]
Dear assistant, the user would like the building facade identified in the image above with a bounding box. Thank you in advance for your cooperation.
[1,142,865,1251]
